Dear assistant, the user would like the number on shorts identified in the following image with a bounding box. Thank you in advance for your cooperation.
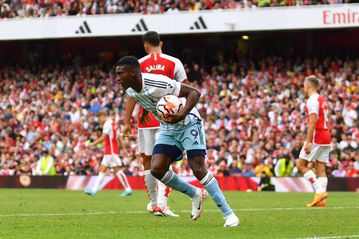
[190,129,198,140]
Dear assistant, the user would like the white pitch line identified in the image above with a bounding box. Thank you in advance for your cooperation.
[180,206,359,213]
[0,206,358,218]
[298,235,359,239]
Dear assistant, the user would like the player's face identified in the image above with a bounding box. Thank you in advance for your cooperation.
[116,66,133,90]
[303,81,309,97]
[143,43,150,54]
[98,115,106,125]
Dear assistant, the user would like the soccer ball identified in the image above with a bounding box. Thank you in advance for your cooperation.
[156,95,183,119]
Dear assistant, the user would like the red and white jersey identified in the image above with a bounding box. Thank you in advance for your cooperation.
[137,53,187,129]
[305,93,331,145]
[103,119,119,155]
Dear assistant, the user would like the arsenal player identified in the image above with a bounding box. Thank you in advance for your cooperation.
[297,75,332,207]
[84,111,132,196]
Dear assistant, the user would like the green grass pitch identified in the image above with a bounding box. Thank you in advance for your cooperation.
[0,189,358,239]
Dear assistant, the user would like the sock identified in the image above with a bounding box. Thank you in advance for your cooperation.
[304,170,321,193]
[317,177,328,193]
[160,171,196,198]
[144,170,157,207]
[116,171,132,191]
[93,172,105,192]
[157,181,171,209]
[200,172,233,217]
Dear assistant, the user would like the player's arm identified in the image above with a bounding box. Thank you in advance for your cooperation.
[123,96,137,136]
[87,134,107,148]
[304,114,318,154]
[139,109,151,125]
[165,83,201,123]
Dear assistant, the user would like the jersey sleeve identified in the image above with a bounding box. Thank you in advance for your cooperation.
[102,121,111,135]
[146,75,181,97]
[307,98,319,115]
[138,56,149,72]
[125,88,135,97]
[173,58,187,83]
[168,80,181,96]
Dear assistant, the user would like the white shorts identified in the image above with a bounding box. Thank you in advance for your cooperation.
[101,154,121,168]
[138,128,160,156]
[299,143,331,163]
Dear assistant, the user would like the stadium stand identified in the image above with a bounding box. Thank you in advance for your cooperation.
[0,0,354,19]
[0,55,358,177]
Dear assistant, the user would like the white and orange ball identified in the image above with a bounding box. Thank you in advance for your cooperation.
[156,95,184,119]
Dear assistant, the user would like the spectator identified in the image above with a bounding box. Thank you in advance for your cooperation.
[343,102,357,127]
[345,162,358,177]
[254,160,274,177]
[0,54,358,177]
[241,164,255,177]
[257,171,275,191]
[217,159,230,177]
[331,164,347,177]
[354,156,359,174]
[274,155,294,177]
[166,3,179,13]
[0,0,353,18]
[37,150,56,176]
[229,159,242,176]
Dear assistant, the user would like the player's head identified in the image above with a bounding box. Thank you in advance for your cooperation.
[304,75,319,97]
[97,110,108,125]
[116,56,141,90]
[143,31,163,54]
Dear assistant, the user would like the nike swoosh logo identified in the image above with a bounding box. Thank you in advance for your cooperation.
[197,200,201,210]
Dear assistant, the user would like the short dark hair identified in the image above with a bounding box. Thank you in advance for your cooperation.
[116,56,140,69]
[142,31,160,46]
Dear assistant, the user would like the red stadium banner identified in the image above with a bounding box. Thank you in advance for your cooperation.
[66,176,359,192]
[100,176,259,191]
[0,176,358,192]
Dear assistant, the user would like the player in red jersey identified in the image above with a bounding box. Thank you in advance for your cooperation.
[297,75,332,207]
[123,31,186,217]
[84,111,132,196]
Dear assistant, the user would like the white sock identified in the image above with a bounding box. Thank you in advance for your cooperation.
[317,177,328,193]
[304,170,321,193]
[93,172,105,192]
[200,171,215,186]
[157,180,171,209]
[116,171,131,191]
[144,170,157,206]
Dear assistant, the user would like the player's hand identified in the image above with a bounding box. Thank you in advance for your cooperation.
[122,124,132,137]
[304,142,312,154]
[163,112,186,124]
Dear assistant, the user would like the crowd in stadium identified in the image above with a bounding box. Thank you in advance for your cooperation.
[0,0,352,18]
[0,55,358,177]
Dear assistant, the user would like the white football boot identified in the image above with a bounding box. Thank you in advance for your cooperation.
[224,213,240,227]
[154,207,180,217]
[147,202,154,213]
[191,188,207,220]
